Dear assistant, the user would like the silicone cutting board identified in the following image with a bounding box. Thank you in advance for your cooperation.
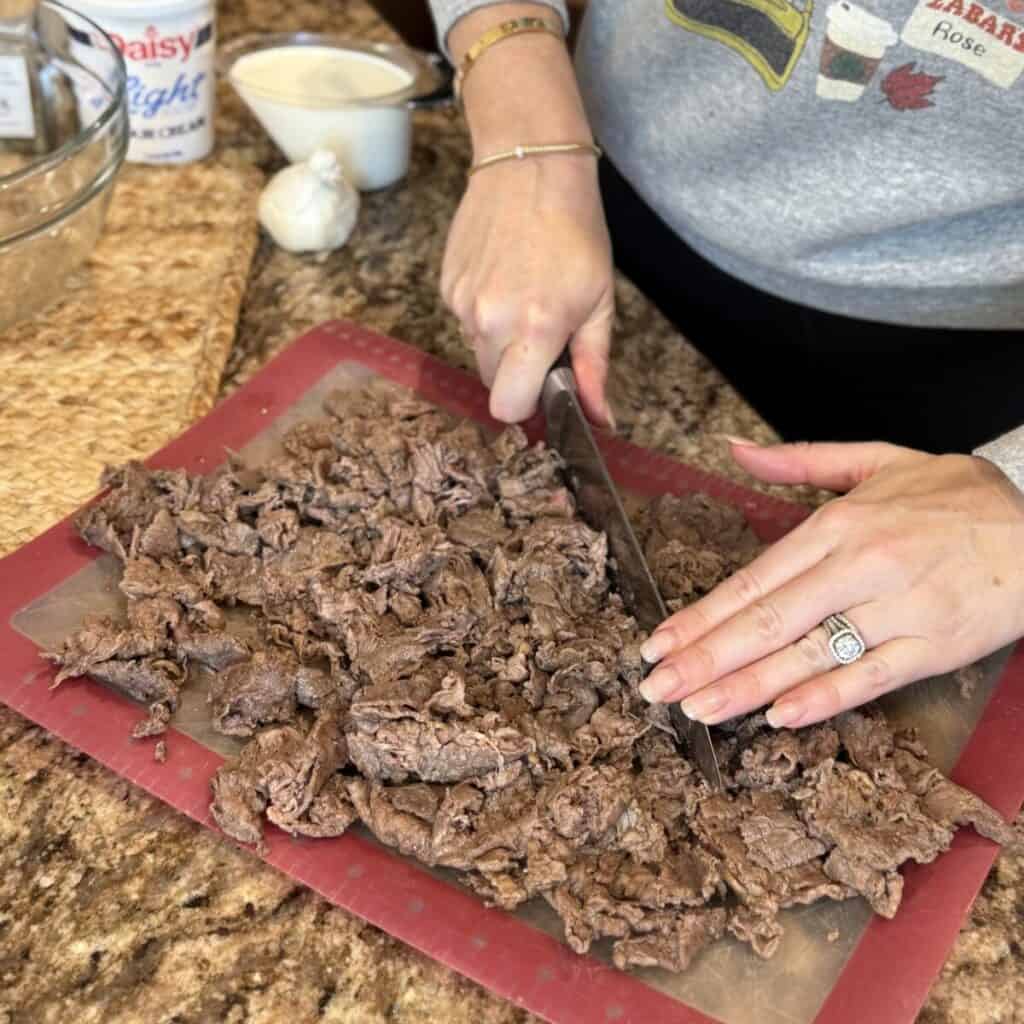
[1,321,1022,1024]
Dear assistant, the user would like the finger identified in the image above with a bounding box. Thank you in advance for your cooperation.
[447,275,474,325]
[764,636,935,729]
[569,304,615,429]
[468,331,503,390]
[639,555,870,704]
[730,441,921,493]
[641,518,837,664]
[489,333,565,423]
[671,602,887,724]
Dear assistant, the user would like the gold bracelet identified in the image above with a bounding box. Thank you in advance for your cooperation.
[468,142,602,177]
[455,16,565,102]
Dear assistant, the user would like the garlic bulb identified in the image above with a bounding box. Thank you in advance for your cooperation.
[258,149,360,253]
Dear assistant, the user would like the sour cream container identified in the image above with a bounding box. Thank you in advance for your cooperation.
[68,0,215,164]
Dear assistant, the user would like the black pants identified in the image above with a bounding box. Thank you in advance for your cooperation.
[598,158,1024,454]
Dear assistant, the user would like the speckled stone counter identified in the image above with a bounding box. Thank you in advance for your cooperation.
[0,2,1021,1023]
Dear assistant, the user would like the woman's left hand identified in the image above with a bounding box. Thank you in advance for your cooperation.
[638,440,1024,729]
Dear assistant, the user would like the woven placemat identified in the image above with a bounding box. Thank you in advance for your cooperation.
[0,161,262,557]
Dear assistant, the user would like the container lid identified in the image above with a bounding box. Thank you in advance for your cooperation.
[71,0,213,19]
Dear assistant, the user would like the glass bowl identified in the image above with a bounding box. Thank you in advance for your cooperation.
[0,0,128,331]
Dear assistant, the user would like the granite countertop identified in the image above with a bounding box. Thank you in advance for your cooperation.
[0,2,1021,1022]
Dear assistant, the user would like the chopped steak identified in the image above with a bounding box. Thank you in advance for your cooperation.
[728,906,785,959]
[209,649,302,737]
[265,711,348,828]
[45,614,187,708]
[132,701,172,738]
[48,380,1013,976]
[175,629,250,672]
[612,908,727,971]
[347,676,535,784]
[279,775,358,838]
[892,741,1016,845]
[210,724,305,846]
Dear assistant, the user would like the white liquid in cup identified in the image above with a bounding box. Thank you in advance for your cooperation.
[230,46,415,191]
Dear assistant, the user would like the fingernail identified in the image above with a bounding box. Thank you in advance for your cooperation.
[766,702,805,729]
[724,434,759,447]
[605,405,618,433]
[639,666,680,703]
[680,689,727,722]
[640,631,673,665]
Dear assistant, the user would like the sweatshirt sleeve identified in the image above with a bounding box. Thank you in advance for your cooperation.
[974,425,1024,492]
[427,1,569,60]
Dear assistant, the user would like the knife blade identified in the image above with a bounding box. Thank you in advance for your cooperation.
[541,352,723,791]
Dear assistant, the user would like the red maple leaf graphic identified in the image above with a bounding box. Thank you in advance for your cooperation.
[881,62,943,110]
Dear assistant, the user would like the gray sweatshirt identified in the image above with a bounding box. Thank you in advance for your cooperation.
[429,0,1024,472]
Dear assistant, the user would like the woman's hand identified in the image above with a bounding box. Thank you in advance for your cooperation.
[639,440,1024,728]
[441,156,615,426]
[440,3,615,426]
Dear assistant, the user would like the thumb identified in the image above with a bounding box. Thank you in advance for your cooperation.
[489,333,565,423]
[727,439,914,492]
[569,306,615,429]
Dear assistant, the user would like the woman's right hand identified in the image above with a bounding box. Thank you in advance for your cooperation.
[439,2,615,427]
[441,153,615,426]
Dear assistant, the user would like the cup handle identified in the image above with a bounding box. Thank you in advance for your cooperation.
[407,51,454,110]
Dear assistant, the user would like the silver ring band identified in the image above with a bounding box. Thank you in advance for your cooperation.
[822,612,867,665]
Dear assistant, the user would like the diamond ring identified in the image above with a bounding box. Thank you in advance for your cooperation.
[822,613,866,665]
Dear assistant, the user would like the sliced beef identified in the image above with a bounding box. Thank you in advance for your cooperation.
[45,615,166,683]
[693,792,850,919]
[265,711,348,828]
[347,778,436,863]
[649,542,729,604]
[278,775,358,838]
[447,507,510,559]
[610,843,721,908]
[44,615,185,707]
[75,461,189,558]
[131,508,181,560]
[409,438,492,525]
[611,908,727,972]
[78,659,185,706]
[822,847,904,919]
[55,382,1015,979]
[126,596,183,635]
[639,493,760,571]
[210,715,347,846]
[209,649,301,736]
[539,765,633,847]
[120,556,207,607]
[893,745,1016,845]
[735,725,840,790]
[738,791,827,871]
[794,759,953,916]
[132,702,172,738]
[728,907,785,959]
[210,724,306,846]
[347,711,533,784]
[175,630,250,671]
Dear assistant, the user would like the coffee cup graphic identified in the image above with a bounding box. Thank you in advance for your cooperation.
[816,1,897,101]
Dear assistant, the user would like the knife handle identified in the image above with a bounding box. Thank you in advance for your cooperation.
[542,347,576,415]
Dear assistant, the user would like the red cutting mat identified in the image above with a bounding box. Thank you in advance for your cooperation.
[1,321,1022,1024]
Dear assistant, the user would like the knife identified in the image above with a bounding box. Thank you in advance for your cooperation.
[541,352,723,791]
